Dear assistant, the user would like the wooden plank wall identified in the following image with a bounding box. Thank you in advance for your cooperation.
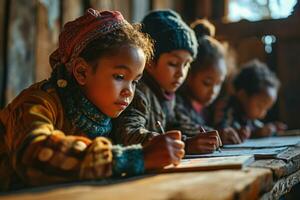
[6,0,36,103]
[214,16,300,128]
[0,0,6,107]
[0,0,180,107]
[0,0,182,104]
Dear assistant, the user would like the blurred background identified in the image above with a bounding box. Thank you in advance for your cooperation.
[0,0,300,128]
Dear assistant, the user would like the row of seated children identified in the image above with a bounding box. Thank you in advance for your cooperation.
[0,8,285,191]
[174,19,287,144]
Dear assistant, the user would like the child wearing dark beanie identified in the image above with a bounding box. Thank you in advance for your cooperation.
[141,10,198,60]
[113,10,221,154]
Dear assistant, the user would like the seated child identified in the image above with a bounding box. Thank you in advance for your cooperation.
[176,19,242,145]
[214,59,287,139]
[113,10,221,154]
[0,9,185,191]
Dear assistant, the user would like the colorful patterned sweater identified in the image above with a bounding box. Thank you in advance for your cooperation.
[0,80,144,191]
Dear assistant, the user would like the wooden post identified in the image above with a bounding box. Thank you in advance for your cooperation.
[62,0,83,25]
[0,0,6,107]
[131,0,150,22]
[35,0,60,82]
[6,0,36,103]
[151,0,174,9]
[89,0,132,21]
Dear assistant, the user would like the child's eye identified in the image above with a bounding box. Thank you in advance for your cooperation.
[132,79,140,86]
[113,74,124,81]
[168,62,178,67]
[203,79,213,86]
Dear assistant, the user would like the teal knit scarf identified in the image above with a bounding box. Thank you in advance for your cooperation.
[49,65,112,139]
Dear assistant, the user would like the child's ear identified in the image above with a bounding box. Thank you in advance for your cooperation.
[145,60,156,72]
[72,58,90,86]
[236,89,248,102]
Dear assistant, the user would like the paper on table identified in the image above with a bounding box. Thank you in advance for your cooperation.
[223,136,300,149]
[276,129,300,136]
[184,147,287,159]
[161,155,254,172]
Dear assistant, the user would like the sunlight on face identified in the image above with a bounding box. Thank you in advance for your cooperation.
[147,50,193,93]
[83,45,146,118]
[188,59,227,106]
[243,87,278,120]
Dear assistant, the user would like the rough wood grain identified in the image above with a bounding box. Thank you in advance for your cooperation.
[251,147,300,179]
[276,147,300,162]
[260,169,300,200]
[0,168,272,200]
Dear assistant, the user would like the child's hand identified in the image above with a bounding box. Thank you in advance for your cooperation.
[219,127,242,144]
[255,122,287,138]
[185,130,220,154]
[237,127,251,141]
[273,121,287,131]
[143,130,185,170]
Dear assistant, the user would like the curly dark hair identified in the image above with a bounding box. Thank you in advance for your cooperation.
[233,59,280,96]
[80,23,153,70]
[190,19,225,74]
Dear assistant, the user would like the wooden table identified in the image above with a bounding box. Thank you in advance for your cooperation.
[1,146,300,200]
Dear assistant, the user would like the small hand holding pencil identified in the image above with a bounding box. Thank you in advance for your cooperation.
[184,126,223,155]
[143,121,185,170]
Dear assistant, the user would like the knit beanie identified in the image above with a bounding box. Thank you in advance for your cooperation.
[141,10,198,59]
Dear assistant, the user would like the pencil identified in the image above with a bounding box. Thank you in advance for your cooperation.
[156,121,165,134]
[216,131,223,153]
[201,127,222,152]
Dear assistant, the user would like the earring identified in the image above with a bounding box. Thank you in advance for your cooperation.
[57,79,68,88]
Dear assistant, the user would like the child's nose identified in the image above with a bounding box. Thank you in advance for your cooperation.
[259,110,267,119]
[121,86,133,98]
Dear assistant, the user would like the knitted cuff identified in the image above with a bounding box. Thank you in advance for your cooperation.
[112,144,144,176]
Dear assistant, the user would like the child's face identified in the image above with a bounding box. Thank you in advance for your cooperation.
[147,50,193,93]
[241,87,277,120]
[76,45,146,118]
[187,59,227,106]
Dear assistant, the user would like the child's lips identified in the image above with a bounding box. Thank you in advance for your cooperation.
[172,81,182,87]
[115,101,129,109]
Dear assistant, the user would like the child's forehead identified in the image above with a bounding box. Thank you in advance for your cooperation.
[160,50,193,61]
[253,87,278,101]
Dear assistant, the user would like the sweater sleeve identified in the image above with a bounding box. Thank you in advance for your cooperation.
[3,91,144,188]
[112,89,159,146]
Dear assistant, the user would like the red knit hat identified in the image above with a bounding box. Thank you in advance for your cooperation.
[50,8,127,72]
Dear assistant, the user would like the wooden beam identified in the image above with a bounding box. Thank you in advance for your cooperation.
[6,0,36,103]
[35,0,60,82]
[215,17,300,41]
